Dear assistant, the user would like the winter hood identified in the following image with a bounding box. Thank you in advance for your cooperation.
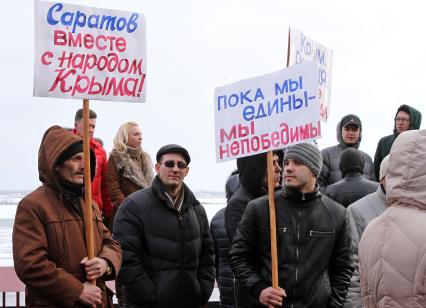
[393,104,422,135]
[336,114,362,148]
[386,129,426,210]
[38,125,95,190]
[237,150,283,198]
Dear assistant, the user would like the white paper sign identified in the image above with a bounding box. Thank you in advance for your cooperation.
[214,61,321,162]
[288,27,332,121]
[34,1,146,102]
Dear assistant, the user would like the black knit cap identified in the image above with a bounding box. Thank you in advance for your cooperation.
[57,141,83,166]
[341,114,362,129]
[284,143,322,177]
[156,144,191,165]
[339,148,365,177]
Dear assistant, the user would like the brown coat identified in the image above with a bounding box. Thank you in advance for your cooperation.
[359,129,426,308]
[106,149,153,229]
[12,126,122,308]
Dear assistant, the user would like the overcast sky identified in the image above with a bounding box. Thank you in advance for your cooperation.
[1,0,425,192]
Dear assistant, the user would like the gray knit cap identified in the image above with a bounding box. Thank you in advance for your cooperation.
[284,143,322,177]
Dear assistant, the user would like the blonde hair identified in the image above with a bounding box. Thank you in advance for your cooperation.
[112,121,141,153]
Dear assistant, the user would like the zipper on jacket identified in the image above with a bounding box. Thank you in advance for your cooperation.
[178,213,184,244]
[233,277,239,308]
[279,227,288,233]
[309,230,333,236]
[292,209,301,308]
[177,212,184,301]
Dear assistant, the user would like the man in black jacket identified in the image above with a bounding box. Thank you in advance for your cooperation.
[211,208,235,308]
[225,151,283,243]
[230,143,353,308]
[325,148,378,208]
[113,144,215,308]
[225,151,283,307]
[210,172,240,308]
[373,104,422,180]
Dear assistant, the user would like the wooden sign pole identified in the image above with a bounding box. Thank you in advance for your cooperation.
[83,99,95,272]
[267,29,291,289]
[267,151,279,288]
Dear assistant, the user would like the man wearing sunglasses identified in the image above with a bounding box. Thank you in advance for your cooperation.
[113,144,215,308]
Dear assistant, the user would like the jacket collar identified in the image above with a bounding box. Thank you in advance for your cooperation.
[342,171,363,180]
[281,184,321,208]
[111,149,154,188]
[376,184,386,202]
[151,176,199,212]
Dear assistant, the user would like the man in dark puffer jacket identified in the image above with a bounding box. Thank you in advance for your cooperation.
[113,144,215,308]
[210,173,240,308]
[211,208,235,308]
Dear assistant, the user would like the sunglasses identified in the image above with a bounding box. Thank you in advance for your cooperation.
[161,160,187,169]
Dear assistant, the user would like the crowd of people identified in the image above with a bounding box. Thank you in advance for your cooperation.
[214,104,424,308]
[11,103,425,308]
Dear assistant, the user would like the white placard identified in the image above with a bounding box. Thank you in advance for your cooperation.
[288,27,332,121]
[214,61,321,162]
[34,1,146,102]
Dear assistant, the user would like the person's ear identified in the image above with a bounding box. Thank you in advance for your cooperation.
[183,166,189,176]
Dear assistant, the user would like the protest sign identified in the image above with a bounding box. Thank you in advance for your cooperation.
[34,1,146,102]
[214,61,321,162]
[288,27,332,121]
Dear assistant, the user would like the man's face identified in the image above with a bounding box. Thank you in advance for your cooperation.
[55,152,84,185]
[74,118,96,138]
[395,111,410,133]
[262,154,283,189]
[155,153,189,192]
[342,124,360,145]
[283,158,316,193]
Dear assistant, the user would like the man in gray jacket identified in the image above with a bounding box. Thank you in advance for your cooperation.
[319,114,375,192]
[343,155,389,308]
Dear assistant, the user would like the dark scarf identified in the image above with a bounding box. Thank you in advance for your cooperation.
[165,188,185,212]
[58,177,84,216]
